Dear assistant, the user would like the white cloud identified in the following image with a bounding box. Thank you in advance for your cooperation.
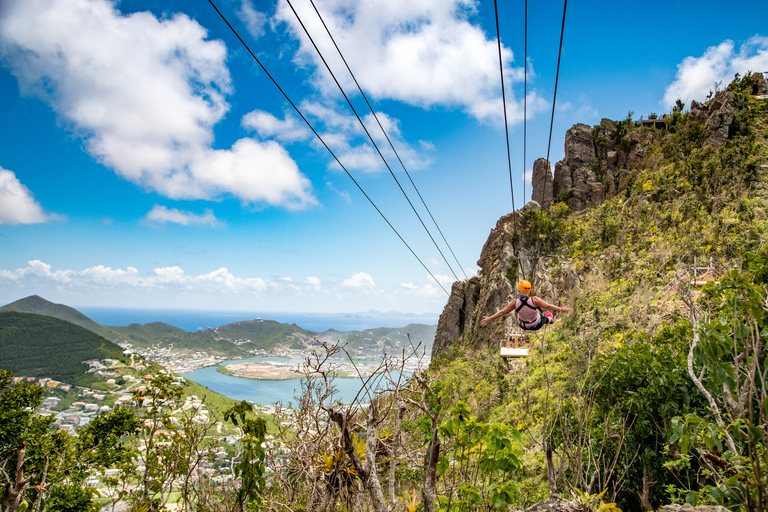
[275,0,547,123]
[146,205,219,227]
[432,273,454,288]
[0,0,315,209]
[300,100,431,173]
[0,167,57,224]
[0,261,453,312]
[238,0,268,39]
[663,36,768,107]
[242,110,311,142]
[342,271,376,289]
[398,282,442,299]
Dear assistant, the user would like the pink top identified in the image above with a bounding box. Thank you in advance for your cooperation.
[515,297,540,324]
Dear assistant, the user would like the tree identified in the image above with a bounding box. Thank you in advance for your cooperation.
[669,247,768,511]
[224,401,267,512]
[1,371,52,512]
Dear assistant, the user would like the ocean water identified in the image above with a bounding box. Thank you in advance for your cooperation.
[184,358,397,406]
[78,307,438,332]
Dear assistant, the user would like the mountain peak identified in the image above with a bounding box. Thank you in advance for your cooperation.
[0,295,101,330]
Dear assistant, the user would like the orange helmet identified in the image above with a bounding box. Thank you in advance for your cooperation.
[518,280,532,295]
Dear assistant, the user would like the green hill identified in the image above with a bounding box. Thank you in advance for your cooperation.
[328,323,436,353]
[1,296,436,356]
[108,321,195,346]
[0,311,125,385]
[0,295,103,332]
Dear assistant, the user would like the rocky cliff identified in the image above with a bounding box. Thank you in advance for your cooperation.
[432,77,765,358]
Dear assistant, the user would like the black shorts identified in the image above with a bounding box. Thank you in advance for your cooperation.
[519,314,551,331]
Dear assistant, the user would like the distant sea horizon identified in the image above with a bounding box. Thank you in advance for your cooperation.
[77,307,439,333]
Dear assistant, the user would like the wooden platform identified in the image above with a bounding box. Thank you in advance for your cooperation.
[500,328,529,358]
[500,347,530,358]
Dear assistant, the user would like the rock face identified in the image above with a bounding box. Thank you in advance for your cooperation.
[749,71,767,95]
[432,202,568,357]
[704,90,743,147]
[553,123,599,210]
[432,89,748,357]
[531,158,553,207]
[432,277,481,356]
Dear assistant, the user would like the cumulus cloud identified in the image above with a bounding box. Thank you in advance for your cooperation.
[242,110,311,142]
[146,205,219,227]
[0,261,454,311]
[663,36,768,107]
[0,262,379,300]
[342,271,376,289]
[0,0,315,209]
[0,167,58,224]
[398,282,443,299]
[275,0,547,124]
[399,272,453,299]
[0,260,268,293]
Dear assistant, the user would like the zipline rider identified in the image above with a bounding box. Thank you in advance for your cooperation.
[481,280,573,331]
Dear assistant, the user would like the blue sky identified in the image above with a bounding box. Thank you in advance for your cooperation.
[1,0,767,315]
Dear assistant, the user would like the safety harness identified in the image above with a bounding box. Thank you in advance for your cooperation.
[515,296,543,330]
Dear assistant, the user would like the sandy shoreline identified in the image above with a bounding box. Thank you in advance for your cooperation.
[219,362,300,381]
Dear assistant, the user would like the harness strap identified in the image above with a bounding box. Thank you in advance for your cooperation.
[515,296,542,313]
[516,296,543,329]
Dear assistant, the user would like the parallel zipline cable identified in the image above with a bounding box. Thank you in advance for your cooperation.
[545,0,568,168]
[494,0,527,281]
[206,0,450,296]
[493,0,516,215]
[285,0,463,283]
[523,0,527,204]
[305,0,468,281]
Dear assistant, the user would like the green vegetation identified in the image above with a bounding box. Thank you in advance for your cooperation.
[430,73,768,511]
[0,312,125,386]
[0,295,103,332]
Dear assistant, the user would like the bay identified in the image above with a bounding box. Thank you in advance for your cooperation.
[184,357,377,406]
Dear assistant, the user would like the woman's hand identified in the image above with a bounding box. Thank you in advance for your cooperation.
[480,316,491,326]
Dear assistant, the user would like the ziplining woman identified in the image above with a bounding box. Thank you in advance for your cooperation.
[480,280,573,331]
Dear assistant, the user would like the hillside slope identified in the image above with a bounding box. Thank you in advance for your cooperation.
[0,295,104,332]
[0,311,125,384]
[435,75,768,357]
[429,73,768,511]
